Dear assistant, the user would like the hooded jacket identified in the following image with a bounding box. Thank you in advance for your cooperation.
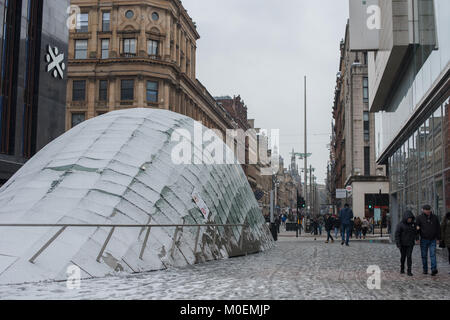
[325,216,335,231]
[395,211,418,247]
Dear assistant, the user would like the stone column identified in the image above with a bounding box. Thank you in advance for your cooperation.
[137,75,145,107]
[111,8,118,57]
[108,77,116,112]
[89,11,98,59]
[165,15,171,60]
[87,78,96,119]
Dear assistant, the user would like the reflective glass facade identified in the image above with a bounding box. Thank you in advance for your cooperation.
[389,97,450,222]
[374,0,450,227]
[0,0,69,184]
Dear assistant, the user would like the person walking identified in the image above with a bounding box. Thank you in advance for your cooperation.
[312,217,319,240]
[339,204,354,246]
[440,212,450,274]
[318,216,323,236]
[354,217,362,239]
[362,217,370,240]
[416,205,441,276]
[275,214,281,234]
[325,214,335,243]
[281,214,287,229]
[333,214,341,238]
[349,217,354,239]
[395,211,418,276]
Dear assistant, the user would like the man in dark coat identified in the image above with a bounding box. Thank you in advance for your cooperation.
[395,211,418,276]
[416,205,441,276]
[339,204,354,246]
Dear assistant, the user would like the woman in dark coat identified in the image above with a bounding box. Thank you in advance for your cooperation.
[395,211,418,276]
[440,212,450,273]
[324,214,335,243]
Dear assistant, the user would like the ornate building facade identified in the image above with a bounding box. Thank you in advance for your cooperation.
[67,0,235,134]
[331,22,389,219]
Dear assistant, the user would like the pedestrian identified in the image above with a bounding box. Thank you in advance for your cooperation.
[440,212,450,274]
[275,215,281,234]
[416,205,441,276]
[395,211,418,276]
[325,214,335,243]
[362,217,370,240]
[354,217,362,239]
[318,216,323,236]
[333,214,341,238]
[281,214,287,229]
[339,204,354,246]
[349,218,354,239]
[312,217,319,240]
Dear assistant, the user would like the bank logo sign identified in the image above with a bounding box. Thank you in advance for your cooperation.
[46,45,66,79]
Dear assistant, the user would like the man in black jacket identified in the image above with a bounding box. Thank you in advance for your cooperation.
[395,211,418,276]
[416,205,441,276]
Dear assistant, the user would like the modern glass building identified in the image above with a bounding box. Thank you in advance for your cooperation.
[350,0,449,229]
[0,0,69,185]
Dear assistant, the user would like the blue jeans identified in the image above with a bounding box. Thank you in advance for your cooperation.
[341,224,351,245]
[318,225,322,235]
[334,227,339,238]
[420,239,437,272]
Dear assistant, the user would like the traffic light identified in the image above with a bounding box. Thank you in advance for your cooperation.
[297,195,305,209]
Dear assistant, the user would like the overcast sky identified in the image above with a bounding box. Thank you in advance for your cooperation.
[182,0,349,184]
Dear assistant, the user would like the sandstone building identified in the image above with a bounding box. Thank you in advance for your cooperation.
[331,22,389,219]
[67,0,235,135]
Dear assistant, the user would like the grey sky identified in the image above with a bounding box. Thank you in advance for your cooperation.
[183,0,349,184]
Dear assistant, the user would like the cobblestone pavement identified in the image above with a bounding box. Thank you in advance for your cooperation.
[1,234,449,300]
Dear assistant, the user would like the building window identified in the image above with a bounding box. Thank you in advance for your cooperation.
[363,77,369,102]
[146,81,158,103]
[71,113,86,128]
[147,40,159,56]
[152,12,159,21]
[123,38,136,56]
[75,40,88,59]
[102,12,110,32]
[101,39,109,59]
[363,52,368,65]
[72,80,86,101]
[121,80,134,101]
[364,111,370,142]
[77,13,89,32]
[99,80,108,101]
[364,147,370,176]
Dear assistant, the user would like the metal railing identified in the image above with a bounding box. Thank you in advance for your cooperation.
[0,223,248,264]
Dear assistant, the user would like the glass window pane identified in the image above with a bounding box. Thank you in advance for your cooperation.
[433,106,443,174]
[71,113,85,127]
[75,40,88,59]
[101,39,109,59]
[121,80,134,100]
[426,118,433,177]
[99,80,108,101]
[146,81,158,103]
[77,13,89,32]
[72,80,86,101]
[102,12,110,31]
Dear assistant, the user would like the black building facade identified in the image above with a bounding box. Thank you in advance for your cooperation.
[0,0,69,185]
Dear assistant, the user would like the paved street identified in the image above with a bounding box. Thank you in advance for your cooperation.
[0,232,449,300]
